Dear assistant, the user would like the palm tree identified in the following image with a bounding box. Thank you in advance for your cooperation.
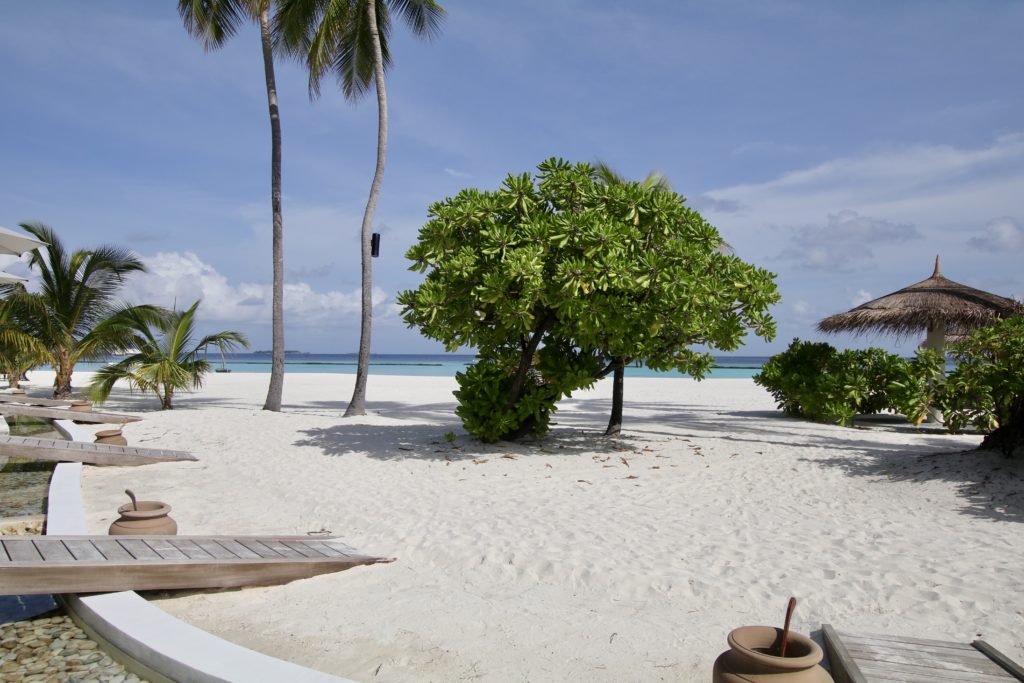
[276,0,445,416]
[5,223,165,399]
[0,293,47,389]
[90,300,249,410]
[179,0,287,413]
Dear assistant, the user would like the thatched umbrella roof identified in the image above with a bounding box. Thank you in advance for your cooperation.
[817,256,1023,339]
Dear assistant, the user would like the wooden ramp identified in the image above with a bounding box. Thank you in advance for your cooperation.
[823,624,1024,683]
[0,403,141,424]
[1,535,392,595]
[0,435,195,466]
[0,395,79,408]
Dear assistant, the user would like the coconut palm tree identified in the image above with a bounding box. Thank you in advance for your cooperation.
[89,300,249,410]
[276,0,445,416]
[0,294,47,389]
[4,223,165,399]
[179,0,287,413]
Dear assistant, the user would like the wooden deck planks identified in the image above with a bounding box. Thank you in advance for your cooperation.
[0,434,195,466]
[0,395,79,408]
[823,625,1021,683]
[0,404,141,424]
[0,535,390,595]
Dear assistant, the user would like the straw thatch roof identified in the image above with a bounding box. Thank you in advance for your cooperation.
[817,256,1024,338]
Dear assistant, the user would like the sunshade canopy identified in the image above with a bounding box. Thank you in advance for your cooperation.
[0,225,45,256]
[817,256,1023,339]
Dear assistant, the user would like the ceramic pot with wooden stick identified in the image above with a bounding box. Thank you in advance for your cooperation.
[713,597,833,683]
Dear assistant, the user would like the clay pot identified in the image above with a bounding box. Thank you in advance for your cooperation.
[713,626,833,683]
[94,429,127,446]
[108,500,177,535]
[69,400,92,412]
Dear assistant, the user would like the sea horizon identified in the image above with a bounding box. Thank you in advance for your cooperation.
[74,352,774,378]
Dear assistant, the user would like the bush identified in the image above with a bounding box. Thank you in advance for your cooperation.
[939,316,1024,456]
[755,339,935,426]
[454,344,601,442]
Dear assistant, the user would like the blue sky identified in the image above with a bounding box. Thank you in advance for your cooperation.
[1,1,1021,354]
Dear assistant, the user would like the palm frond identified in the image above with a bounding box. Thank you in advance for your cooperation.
[178,0,258,50]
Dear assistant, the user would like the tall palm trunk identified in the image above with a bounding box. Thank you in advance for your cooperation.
[260,4,286,412]
[344,0,388,417]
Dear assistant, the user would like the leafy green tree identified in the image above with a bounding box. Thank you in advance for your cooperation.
[276,0,445,417]
[399,158,780,441]
[90,300,249,410]
[179,0,288,413]
[939,315,1024,456]
[588,161,741,434]
[3,223,165,399]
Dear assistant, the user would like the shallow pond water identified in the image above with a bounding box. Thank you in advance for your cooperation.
[1,416,58,518]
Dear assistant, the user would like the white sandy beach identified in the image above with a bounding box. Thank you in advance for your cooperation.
[33,370,1022,681]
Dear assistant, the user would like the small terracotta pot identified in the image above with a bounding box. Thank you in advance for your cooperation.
[69,400,92,412]
[108,500,177,536]
[95,429,127,446]
[713,626,833,683]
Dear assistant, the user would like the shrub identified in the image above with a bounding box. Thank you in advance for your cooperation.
[939,316,1024,456]
[755,339,932,426]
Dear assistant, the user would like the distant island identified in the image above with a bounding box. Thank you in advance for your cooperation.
[250,350,311,356]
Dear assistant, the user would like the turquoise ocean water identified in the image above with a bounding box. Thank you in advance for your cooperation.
[74,353,769,379]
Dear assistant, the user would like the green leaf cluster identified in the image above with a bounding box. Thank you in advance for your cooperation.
[938,316,1024,454]
[89,300,249,410]
[755,339,941,427]
[400,158,780,441]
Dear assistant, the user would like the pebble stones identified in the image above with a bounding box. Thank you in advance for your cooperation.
[0,615,148,682]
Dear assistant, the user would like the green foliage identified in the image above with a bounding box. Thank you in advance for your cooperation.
[1,223,165,398]
[938,316,1024,453]
[400,158,779,440]
[453,344,600,442]
[755,339,936,427]
[89,300,248,410]
[0,295,47,389]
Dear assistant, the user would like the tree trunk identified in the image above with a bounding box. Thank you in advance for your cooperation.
[53,356,72,399]
[504,318,552,411]
[979,400,1024,457]
[260,5,286,413]
[344,0,388,418]
[163,385,174,410]
[604,360,625,436]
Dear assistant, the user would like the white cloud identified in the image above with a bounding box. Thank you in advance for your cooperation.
[792,300,810,315]
[703,134,1024,240]
[129,251,389,325]
[444,168,471,179]
[851,289,874,306]
[968,216,1024,252]
[775,209,921,271]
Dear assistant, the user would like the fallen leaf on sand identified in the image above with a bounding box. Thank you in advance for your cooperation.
[620,457,630,467]
[473,458,488,464]
[624,475,639,480]
[577,479,592,484]
[501,454,517,460]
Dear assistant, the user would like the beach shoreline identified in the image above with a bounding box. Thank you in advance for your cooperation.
[25,370,1021,682]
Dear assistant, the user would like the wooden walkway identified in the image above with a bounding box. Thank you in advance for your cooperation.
[0,395,79,408]
[1,535,392,595]
[823,624,1024,683]
[0,403,141,424]
[0,435,195,466]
